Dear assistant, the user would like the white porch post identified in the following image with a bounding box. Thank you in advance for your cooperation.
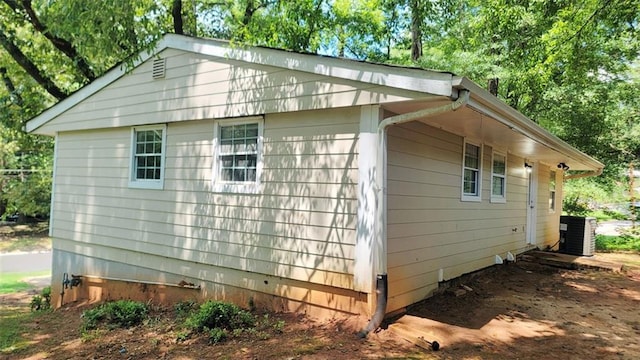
[354,105,383,302]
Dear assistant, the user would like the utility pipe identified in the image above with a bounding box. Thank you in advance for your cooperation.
[358,89,471,338]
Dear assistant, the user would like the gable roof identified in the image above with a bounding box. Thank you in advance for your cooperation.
[25,34,603,173]
[25,34,453,134]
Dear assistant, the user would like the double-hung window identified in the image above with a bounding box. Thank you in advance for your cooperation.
[129,125,166,189]
[491,152,507,203]
[213,117,263,192]
[462,141,482,201]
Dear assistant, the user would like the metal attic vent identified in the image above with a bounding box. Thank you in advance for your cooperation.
[152,58,166,79]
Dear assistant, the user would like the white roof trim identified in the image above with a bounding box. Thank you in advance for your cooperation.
[26,34,453,134]
[454,76,604,171]
[25,45,160,133]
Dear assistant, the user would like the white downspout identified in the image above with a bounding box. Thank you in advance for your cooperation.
[359,89,470,337]
[374,89,470,275]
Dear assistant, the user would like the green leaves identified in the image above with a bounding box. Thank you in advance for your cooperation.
[0,0,637,214]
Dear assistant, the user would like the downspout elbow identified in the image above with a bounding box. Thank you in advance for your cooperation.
[377,89,470,131]
[358,274,388,338]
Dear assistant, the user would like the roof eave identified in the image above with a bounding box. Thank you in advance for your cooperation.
[25,38,173,136]
[453,76,604,172]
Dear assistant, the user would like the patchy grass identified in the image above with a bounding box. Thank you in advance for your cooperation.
[0,236,51,253]
[0,304,34,354]
[0,271,50,294]
[0,222,50,253]
[597,252,640,269]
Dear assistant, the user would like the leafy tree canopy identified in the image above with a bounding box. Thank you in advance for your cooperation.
[0,0,639,217]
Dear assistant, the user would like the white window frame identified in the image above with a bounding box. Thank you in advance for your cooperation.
[461,140,482,202]
[128,124,167,190]
[490,151,507,203]
[549,170,557,212]
[212,116,264,193]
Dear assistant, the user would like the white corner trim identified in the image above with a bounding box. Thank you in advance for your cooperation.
[48,134,59,237]
[354,105,382,294]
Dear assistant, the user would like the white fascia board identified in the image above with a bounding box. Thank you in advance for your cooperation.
[454,77,604,171]
[26,39,172,135]
[163,34,454,97]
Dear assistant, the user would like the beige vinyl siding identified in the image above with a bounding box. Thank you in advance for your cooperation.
[386,121,530,312]
[38,48,427,134]
[50,107,359,297]
[535,165,562,248]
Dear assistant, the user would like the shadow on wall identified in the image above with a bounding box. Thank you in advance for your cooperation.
[165,55,366,313]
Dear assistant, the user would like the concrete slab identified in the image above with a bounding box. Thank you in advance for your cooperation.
[522,251,624,272]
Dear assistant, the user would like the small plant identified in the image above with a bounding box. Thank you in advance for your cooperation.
[181,300,256,343]
[176,330,189,342]
[185,300,255,333]
[81,300,148,332]
[256,314,285,334]
[272,320,286,333]
[30,286,51,312]
[174,300,197,319]
[207,327,228,344]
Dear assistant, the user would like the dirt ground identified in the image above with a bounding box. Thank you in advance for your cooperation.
[1,252,639,359]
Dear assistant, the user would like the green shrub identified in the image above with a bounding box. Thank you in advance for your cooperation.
[30,286,52,312]
[182,300,255,343]
[82,300,148,331]
[207,327,228,344]
[185,300,255,333]
[590,208,628,221]
[174,300,197,319]
[563,194,590,216]
[595,234,640,252]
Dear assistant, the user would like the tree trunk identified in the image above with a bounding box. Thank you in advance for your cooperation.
[410,0,423,61]
[487,78,499,96]
[0,31,66,100]
[172,0,184,34]
[0,67,23,105]
[9,0,97,81]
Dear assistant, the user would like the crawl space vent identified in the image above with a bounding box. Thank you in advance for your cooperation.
[152,58,166,79]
